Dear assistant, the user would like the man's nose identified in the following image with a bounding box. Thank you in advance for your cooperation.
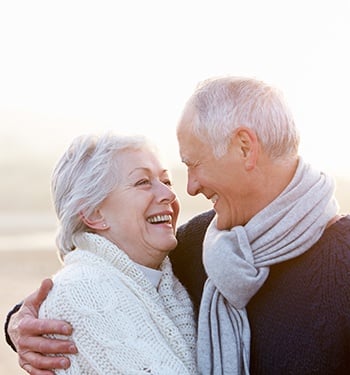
[187,173,201,196]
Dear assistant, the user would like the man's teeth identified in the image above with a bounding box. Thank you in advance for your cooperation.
[147,214,172,224]
[211,194,219,204]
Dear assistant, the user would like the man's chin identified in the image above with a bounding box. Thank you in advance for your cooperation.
[215,216,230,231]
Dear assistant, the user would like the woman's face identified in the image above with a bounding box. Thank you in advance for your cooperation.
[97,148,180,268]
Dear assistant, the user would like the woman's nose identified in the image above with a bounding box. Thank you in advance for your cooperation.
[158,182,177,203]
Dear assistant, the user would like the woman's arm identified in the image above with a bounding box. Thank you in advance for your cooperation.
[5,279,77,375]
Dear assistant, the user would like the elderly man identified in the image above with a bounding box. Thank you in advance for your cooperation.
[5,76,350,374]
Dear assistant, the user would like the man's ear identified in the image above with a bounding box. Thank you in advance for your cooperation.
[80,209,108,230]
[234,126,259,170]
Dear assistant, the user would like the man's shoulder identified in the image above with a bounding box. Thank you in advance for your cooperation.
[177,209,215,238]
[320,214,350,251]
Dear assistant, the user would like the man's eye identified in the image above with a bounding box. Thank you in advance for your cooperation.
[163,179,173,187]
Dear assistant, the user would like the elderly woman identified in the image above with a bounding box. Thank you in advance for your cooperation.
[33,133,197,374]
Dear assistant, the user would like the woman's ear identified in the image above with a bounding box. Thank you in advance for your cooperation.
[80,209,109,230]
[234,126,259,170]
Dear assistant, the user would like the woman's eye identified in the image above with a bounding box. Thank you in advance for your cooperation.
[135,179,151,186]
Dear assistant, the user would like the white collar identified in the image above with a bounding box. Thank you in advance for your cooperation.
[135,263,162,289]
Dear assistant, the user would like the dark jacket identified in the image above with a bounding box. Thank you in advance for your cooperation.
[171,212,350,375]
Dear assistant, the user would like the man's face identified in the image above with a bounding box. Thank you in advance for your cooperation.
[177,118,255,230]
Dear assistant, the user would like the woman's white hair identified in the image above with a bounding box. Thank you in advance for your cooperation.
[180,76,300,159]
[51,132,155,258]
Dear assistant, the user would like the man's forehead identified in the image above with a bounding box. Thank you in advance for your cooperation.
[177,106,197,139]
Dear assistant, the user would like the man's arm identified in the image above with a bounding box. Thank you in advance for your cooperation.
[5,279,77,375]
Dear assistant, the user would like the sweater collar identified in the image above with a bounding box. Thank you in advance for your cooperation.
[135,263,162,289]
[72,232,165,291]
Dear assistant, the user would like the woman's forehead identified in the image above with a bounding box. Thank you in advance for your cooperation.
[118,148,168,174]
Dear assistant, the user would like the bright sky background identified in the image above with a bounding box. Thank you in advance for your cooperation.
[1,0,349,177]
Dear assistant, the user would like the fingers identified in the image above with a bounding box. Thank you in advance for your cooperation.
[8,279,77,374]
[8,279,62,350]
[21,362,61,375]
[18,336,77,355]
[20,279,74,337]
[15,326,77,373]
[18,316,73,337]
[25,279,54,316]
[21,363,34,375]
[19,352,70,374]
[10,311,75,356]
[21,362,55,375]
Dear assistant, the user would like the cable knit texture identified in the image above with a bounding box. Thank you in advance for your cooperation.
[248,215,350,374]
[39,233,197,375]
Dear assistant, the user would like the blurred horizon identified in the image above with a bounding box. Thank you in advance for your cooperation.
[1,152,349,253]
[1,0,350,251]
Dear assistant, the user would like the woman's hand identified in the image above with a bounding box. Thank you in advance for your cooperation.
[8,279,78,374]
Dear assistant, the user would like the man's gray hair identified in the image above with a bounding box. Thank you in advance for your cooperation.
[180,76,300,159]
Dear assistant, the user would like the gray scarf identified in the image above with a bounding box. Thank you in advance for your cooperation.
[197,158,339,375]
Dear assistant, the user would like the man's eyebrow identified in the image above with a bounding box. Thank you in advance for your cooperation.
[182,158,197,167]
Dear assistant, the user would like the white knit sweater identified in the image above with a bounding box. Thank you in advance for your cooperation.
[39,233,197,375]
